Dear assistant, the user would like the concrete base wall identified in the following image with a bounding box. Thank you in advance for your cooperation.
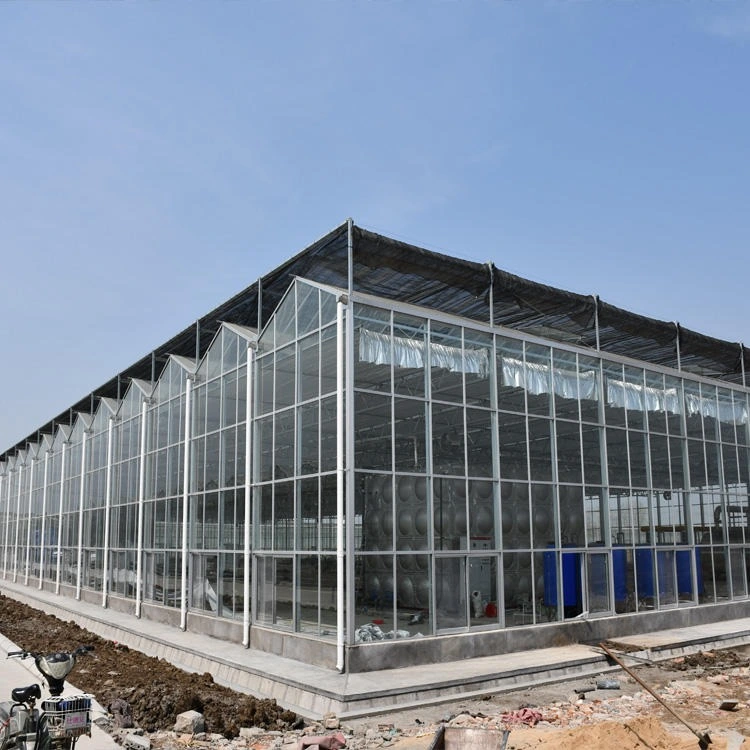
[347,599,750,672]
[250,625,338,669]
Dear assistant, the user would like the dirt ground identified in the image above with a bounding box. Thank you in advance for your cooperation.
[2,592,750,749]
[0,594,297,738]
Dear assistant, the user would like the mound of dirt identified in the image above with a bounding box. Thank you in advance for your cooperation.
[0,594,297,738]
[503,716,702,750]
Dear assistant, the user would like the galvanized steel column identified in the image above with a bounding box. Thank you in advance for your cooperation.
[135,399,149,617]
[180,374,193,630]
[102,415,114,607]
[243,344,254,647]
[75,428,89,600]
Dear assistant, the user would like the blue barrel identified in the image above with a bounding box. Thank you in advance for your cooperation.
[676,548,704,596]
[543,546,581,607]
[636,547,656,598]
[613,548,628,604]
[637,548,674,598]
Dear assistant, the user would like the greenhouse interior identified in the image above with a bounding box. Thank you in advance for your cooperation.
[2,219,750,672]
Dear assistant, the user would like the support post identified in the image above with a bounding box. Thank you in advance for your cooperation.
[102,416,114,607]
[39,451,49,589]
[180,375,193,631]
[75,429,89,599]
[55,442,67,594]
[135,399,148,616]
[243,345,254,647]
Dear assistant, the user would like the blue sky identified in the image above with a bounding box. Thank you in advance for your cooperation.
[1,1,749,452]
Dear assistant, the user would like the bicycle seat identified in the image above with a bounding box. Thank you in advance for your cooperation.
[11,684,42,703]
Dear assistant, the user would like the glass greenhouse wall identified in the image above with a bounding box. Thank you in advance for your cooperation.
[2,226,750,670]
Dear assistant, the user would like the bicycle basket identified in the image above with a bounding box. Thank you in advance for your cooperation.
[41,695,92,739]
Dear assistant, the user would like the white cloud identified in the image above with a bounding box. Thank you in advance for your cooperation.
[704,8,750,40]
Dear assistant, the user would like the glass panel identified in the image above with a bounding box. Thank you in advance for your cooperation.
[395,476,428,550]
[222,329,239,372]
[527,417,552,482]
[498,415,527,480]
[275,345,296,410]
[501,482,530,550]
[623,366,646,430]
[298,478,318,552]
[433,478,467,551]
[531,483,554,549]
[649,434,670,490]
[298,333,320,403]
[275,287,297,347]
[579,355,601,424]
[585,487,606,545]
[354,393,392,471]
[432,403,465,476]
[688,439,706,488]
[435,556,467,630]
[645,372,667,434]
[469,556,497,627]
[560,485,585,546]
[684,382,704,440]
[503,551,534,626]
[222,371,238,429]
[496,337,525,414]
[297,283,320,337]
[393,313,427,398]
[320,475,336,553]
[464,329,492,408]
[606,428,629,487]
[581,424,602,485]
[320,325,338,397]
[466,408,492,478]
[297,554,319,633]
[299,402,319,475]
[603,363,626,428]
[355,304,391,393]
[628,430,648,488]
[320,289,337,326]
[552,350,579,421]
[274,409,294,480]
[355,553,394,636]
[394,399,426,473]
[586,552,611,614]
[524,344,551,417]
[469,480,495,548]
[430,324,464,404]
[556,420,582,484]
[665,376,684,436]
[258,355,274,416]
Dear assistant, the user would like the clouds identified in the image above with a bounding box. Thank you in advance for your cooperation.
[704,7,750,41]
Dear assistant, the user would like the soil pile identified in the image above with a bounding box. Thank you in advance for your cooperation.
[0,594,296,738]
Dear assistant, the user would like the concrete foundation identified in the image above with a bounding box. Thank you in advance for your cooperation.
[3,580,750,719]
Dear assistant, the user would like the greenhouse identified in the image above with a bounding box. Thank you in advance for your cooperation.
[2,219,750,672]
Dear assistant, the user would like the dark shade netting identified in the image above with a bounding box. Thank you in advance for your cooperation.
[5,221,747,458]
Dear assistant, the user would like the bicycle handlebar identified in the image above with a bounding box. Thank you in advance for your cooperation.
[6,645,94,660]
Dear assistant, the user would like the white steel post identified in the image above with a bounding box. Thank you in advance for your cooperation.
[243,346,254,647]
[24,459,35,586]
[55,442,67,594]
[102,416,114,607]
[39,452,49,589]
[180,375,193,631]
[75,430,88,600]
[135,399,148,617]
[336,297,346,673]
[13,463,23,583]
[1,473,8,578]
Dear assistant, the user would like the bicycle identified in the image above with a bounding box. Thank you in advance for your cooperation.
[0,646,94,749]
